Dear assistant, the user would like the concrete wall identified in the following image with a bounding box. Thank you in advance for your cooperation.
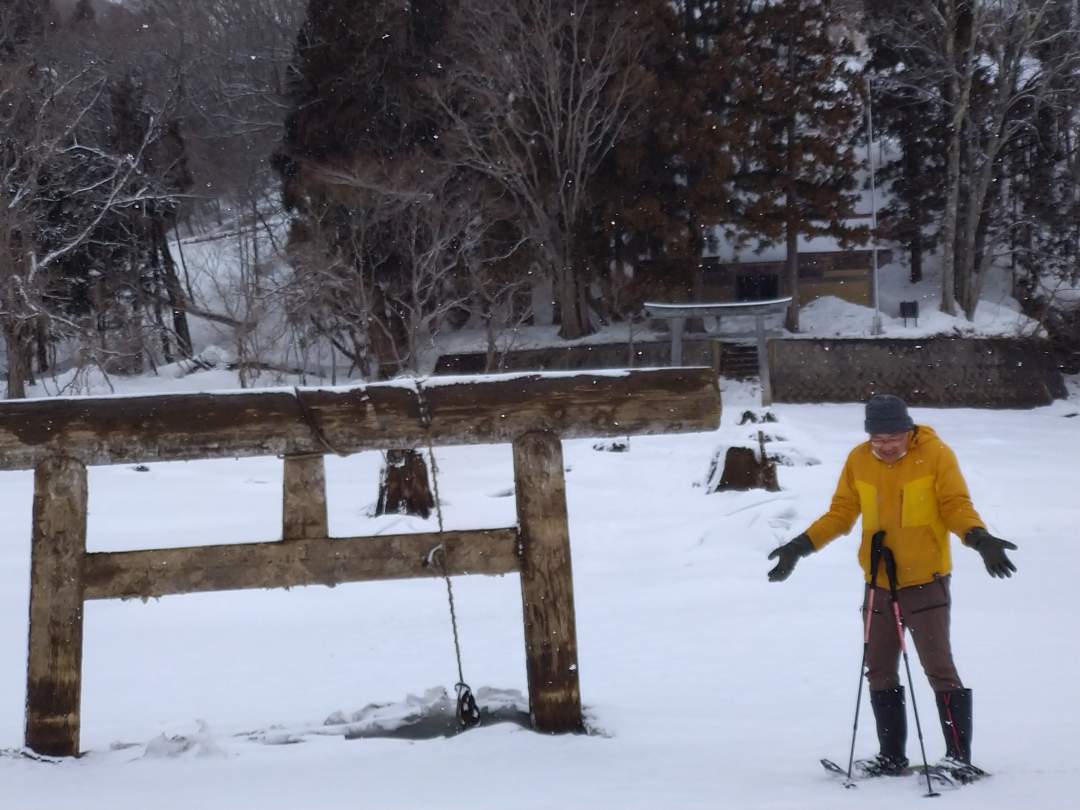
[437,336,1067,408]
[768,337,1066,407]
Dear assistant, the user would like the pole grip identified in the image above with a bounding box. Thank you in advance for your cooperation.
[881,544,899,598]
[869,530,886,589]
[862,531,887,645]
[880,545,907,650]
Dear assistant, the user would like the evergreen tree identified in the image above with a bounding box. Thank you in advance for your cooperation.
[585,0,744,319]
[278,0,445,174]
[864,0,946,284]
[1007,0,1080,348]
[428,0,651,340]
[729,0,866,332]
[0,0,52,57]
[71,0,96,25]
[42,68,194,373]
[275,0,452,377]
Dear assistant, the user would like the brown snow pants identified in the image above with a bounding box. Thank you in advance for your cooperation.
[862,575,964,693]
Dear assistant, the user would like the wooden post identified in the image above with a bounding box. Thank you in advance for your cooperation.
[282,454,328,540]
[25,456,88,757]
[755,313,773,406]
[710,340,722,378]
[669,316,685,366]
[512,431,582,733]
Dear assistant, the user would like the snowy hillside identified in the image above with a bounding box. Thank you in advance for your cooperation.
[1,375,1077,809]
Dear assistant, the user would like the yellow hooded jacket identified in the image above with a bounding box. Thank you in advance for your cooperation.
[804,426,985,589]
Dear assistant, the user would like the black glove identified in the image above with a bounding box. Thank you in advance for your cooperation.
[767,534,814,582]
[965,527,1018,578]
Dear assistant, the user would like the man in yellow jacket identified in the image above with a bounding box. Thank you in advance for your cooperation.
[767,394,1017,780]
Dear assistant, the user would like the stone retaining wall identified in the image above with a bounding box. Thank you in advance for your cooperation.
[437,336,1067,408]
[767,337,1066,407]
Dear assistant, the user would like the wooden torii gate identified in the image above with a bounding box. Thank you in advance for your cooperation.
[0,368,720,757]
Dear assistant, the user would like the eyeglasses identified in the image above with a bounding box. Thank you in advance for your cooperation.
[869,432,909,447]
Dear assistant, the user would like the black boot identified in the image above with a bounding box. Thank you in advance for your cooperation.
[855,686,908,776]
[935,688,986,782]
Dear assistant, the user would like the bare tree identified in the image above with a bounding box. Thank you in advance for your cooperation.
[286,155,526,377]
[0,38,173,397]
[108,0,306,381]
[873,0,1077,318]
[466,249,535,373]
[432,0,650,340]
[959,1,1079,316]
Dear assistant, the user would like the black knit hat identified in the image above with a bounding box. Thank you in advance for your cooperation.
[864,394,914,434]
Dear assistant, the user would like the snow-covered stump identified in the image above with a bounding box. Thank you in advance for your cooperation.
[375,449,434,519]
[25,457,88,758]
[712,447,779,492]
[513,431,582,733]
[706,432,779,493]
[282,454,328,540]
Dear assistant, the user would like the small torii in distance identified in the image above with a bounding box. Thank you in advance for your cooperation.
[643,297,792,405]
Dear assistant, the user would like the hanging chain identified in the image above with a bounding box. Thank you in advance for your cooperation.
[417,382,445,534]
[427,544,481,729]
[417,381,481,730]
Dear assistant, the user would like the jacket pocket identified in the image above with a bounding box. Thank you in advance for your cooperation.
[901,476,937,528]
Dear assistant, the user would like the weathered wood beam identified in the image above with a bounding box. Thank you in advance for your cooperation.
[0,368,720,470]
[25,457,87,757]
[513,431,583,733]
[82,528,520,601]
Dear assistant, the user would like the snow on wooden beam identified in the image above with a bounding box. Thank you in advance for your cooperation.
[0,368,720,470]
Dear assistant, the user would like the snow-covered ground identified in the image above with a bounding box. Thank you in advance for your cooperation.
[1,373,1077,809]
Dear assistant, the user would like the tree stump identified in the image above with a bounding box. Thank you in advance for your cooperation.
[376,448,435,518]
[706,432,779,493]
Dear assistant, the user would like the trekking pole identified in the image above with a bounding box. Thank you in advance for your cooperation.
[842,530,887,788]
[881,544,940,799]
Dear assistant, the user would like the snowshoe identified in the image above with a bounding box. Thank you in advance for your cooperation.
[934,756,988,784]
[822,757,956,790]
[853,754,910,778]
